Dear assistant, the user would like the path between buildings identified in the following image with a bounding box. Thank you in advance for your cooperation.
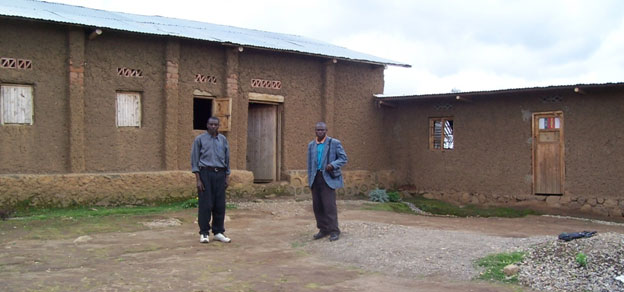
[1,200,623,292]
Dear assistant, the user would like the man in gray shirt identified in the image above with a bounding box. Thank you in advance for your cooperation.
[191,117,231,244]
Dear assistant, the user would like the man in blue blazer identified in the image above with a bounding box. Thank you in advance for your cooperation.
[307,122,348,241]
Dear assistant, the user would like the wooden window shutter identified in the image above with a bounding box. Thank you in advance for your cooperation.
[116,92,141,127]
[214,97,232,131]
[1,84,33,125]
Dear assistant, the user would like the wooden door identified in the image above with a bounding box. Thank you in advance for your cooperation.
[533,112,564,194]
[247,103,278,182]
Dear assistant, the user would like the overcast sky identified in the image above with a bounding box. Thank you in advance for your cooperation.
[45,0,624,95]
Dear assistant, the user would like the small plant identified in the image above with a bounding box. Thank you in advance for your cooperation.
[387,191,401,202]
[368,188,389,203]
[576,252,587,267]
[181,198,198,209]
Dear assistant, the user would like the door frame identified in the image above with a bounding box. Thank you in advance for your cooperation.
[531,111,565,195]
[245,92,284,181]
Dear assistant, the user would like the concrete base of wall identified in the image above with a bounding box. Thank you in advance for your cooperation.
[0,169,398,210]
[407,189,624,222]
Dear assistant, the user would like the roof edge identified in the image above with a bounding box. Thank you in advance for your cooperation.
[377,82,624,101]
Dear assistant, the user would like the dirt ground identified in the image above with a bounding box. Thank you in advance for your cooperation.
[1,200,623,292]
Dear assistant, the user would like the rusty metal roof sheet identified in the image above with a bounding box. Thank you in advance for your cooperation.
[0,0,410,68]
[376,82,624,102]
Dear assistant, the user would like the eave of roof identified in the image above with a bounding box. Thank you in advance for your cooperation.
[376,82,624,102]
[0,0,411,68]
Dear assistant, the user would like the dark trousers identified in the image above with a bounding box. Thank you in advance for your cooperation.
[197,168,227,235]
[311,170,340,235]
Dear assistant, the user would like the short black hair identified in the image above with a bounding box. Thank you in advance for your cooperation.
[207,117,220,123]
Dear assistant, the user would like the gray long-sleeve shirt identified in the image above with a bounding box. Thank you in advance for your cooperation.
[190,133,230,174]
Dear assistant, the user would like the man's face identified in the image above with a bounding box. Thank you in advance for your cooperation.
[207,119,220,135]
[315,124,327,140]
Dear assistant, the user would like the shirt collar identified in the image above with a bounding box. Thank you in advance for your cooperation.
[316,136,327,144]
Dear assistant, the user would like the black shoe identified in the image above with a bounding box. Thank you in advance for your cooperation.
[313,232,328,240]
[329,233,340,241]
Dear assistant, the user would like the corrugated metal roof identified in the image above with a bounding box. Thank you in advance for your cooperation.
[376,82,624,102]
[0,0,410,68]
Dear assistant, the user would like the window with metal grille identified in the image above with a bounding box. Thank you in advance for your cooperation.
[1,84,33,125]
[430,117,454,150]
[116,92,141,127]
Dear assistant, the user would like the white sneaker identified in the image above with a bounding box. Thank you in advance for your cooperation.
[214,233,231,243]
[200,234,209,243]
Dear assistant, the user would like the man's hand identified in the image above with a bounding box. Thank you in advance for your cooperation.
[325,164,334,171]
[196,179,205,193]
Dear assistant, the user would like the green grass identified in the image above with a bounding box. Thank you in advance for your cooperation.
[362,202,414,214]
[1,200,240,243]
[10,200,238,221]
[476,251,524,283]
[403,196,539,218]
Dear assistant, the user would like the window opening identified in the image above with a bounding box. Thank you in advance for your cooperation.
[1,84,33,125]
[116,92,141,127]
[538,117,560,129]
[193,97,213,130]
[430,117,454,150]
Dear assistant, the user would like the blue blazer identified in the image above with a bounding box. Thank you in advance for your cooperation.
[307,136,348,189]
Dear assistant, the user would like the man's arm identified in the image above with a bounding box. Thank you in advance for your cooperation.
[327,139,347,170]
[191,137,204,192]
[223,135,230,188]
[190,136,201,173]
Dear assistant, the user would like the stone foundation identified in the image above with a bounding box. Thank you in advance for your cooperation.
[408,189,624,221]
[5,170,620,222]
[285,169,398,200]
[0,171,196,209]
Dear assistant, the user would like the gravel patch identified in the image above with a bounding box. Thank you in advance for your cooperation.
[305,221,551,280]
[519,232,624,292]
[235,199,367,217]
[237,200,623,290]
[236,200,551,280]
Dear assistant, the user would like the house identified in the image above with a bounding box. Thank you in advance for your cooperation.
[0,0,408,208]
[377,83,624,219]
[2,1,621,221]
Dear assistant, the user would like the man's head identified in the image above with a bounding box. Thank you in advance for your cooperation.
[207,117,220,136]
[315,122,327,141]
